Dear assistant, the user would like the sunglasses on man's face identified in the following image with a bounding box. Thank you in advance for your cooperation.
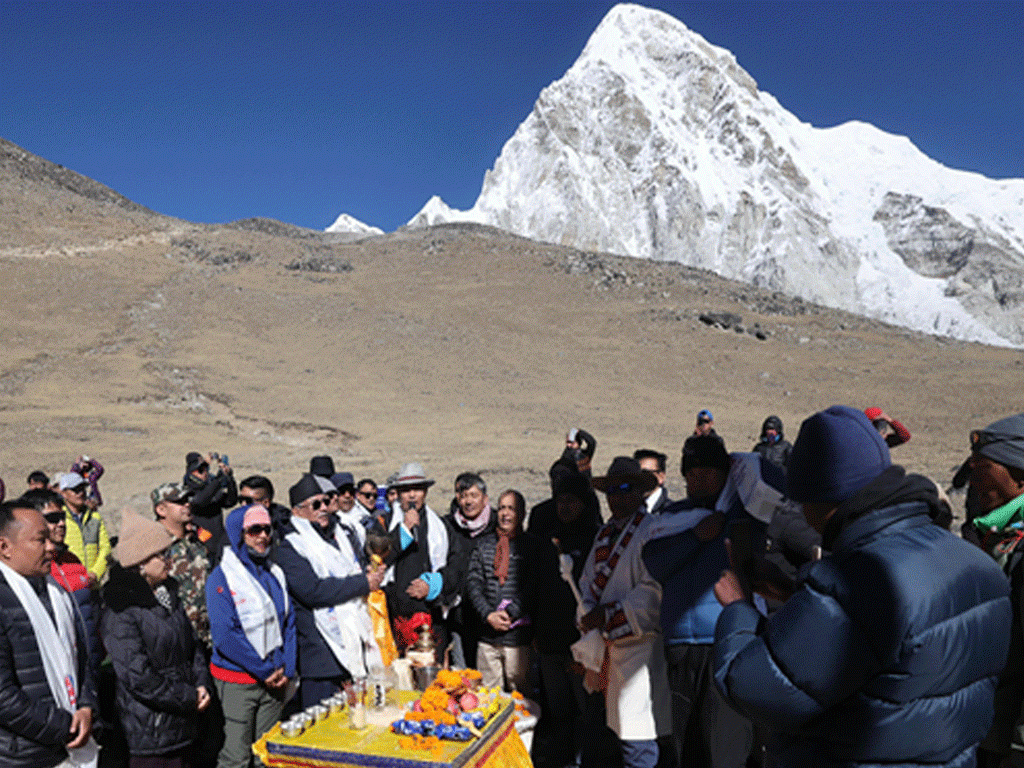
[358,490,376,499]
[238,495,260,505]
[302,498,328,511]
[244,525,273,536]
[44,511,66,524]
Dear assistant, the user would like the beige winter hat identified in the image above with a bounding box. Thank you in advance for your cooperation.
[116,509,174,567]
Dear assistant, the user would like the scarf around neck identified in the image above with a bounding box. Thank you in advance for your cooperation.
[456,504,492,537]
[0,561,98,768]
[493,528,516,585]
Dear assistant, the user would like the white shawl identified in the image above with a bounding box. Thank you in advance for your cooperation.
[382,502,448,584]
[285,517,380,678]
[219,548,289,661]
[0,561,98,768]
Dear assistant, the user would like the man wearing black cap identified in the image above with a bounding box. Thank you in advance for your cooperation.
[273,474,385,708]
[960,413,1024,768]
[713,406,1011,768]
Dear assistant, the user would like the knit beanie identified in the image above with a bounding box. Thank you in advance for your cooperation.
[682,435,731,475]
[973,413,1024,472]
[116,509,174,567]
[242,505,272,528]
[786,405,891,504]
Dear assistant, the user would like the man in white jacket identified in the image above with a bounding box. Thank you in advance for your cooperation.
[577,457,670,768]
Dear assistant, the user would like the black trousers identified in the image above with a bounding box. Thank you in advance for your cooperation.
[665,642,753,768]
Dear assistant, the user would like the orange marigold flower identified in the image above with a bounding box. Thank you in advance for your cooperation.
[420,686,451,711]
[434,670,464,691]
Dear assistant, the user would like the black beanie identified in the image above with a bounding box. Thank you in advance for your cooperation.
[682,435,730,475]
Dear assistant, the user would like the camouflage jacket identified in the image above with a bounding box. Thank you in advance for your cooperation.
[167,529,213,649]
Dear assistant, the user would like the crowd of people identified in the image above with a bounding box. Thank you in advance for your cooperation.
[1,407,1023,768]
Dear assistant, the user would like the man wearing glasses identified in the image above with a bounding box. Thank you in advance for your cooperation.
[274,474,385,708]
[238,475,290,533]
[354,479,379,518]
[19,488,100,673]
[59,472,111,586]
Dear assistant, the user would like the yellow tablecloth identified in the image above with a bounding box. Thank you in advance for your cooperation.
[253,692,532,768]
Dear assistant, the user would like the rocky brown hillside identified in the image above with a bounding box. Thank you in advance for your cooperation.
[1,137,1020,528]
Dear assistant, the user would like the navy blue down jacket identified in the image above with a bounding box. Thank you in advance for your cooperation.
[0,572,97,768]
[714,470,1012,768]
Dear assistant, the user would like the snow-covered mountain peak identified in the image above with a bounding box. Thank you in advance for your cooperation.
[406,3,1024,346]
[325,212,383,236]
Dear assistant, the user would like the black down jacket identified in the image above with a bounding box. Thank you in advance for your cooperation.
[0,572,97,768]
[101,563,210,756]
[466,531,543,647]
[714,471,1012,768]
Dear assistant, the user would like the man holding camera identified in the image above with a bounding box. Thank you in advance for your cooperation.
[182,451,237,561]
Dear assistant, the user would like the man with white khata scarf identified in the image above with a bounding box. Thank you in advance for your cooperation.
[273,474,385,709]
[0,500,98,768]
[374,463,462,655]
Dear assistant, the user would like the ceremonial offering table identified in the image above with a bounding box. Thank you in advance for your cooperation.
[253,692,531,768]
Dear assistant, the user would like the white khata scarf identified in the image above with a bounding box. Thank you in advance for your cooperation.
[382,501,449,585]
[0,561,98,768]
[219,547,289,660]
[285,516,381,678]
[382,501,455,616]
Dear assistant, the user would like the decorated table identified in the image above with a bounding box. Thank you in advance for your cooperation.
[253,690,532,768]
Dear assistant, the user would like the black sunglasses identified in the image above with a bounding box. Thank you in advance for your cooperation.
[244,524,273,536]
[44,511,66,524]
[302,498,327,511]
[357,490,376,498]
[238,495,259,505]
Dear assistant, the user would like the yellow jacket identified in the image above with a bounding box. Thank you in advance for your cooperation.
[63,504,111,581]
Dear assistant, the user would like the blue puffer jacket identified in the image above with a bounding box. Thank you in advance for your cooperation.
[643,454,779,645]
[207,507,296,683]
[714,475,1012,768]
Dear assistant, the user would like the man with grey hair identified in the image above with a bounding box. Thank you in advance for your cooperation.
[444,472,495,668]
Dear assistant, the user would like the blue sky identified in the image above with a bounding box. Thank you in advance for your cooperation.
[2,1,1021,232]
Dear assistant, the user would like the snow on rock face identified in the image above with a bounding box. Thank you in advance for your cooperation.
[409,2,1024,346]
[325,212,384,236]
